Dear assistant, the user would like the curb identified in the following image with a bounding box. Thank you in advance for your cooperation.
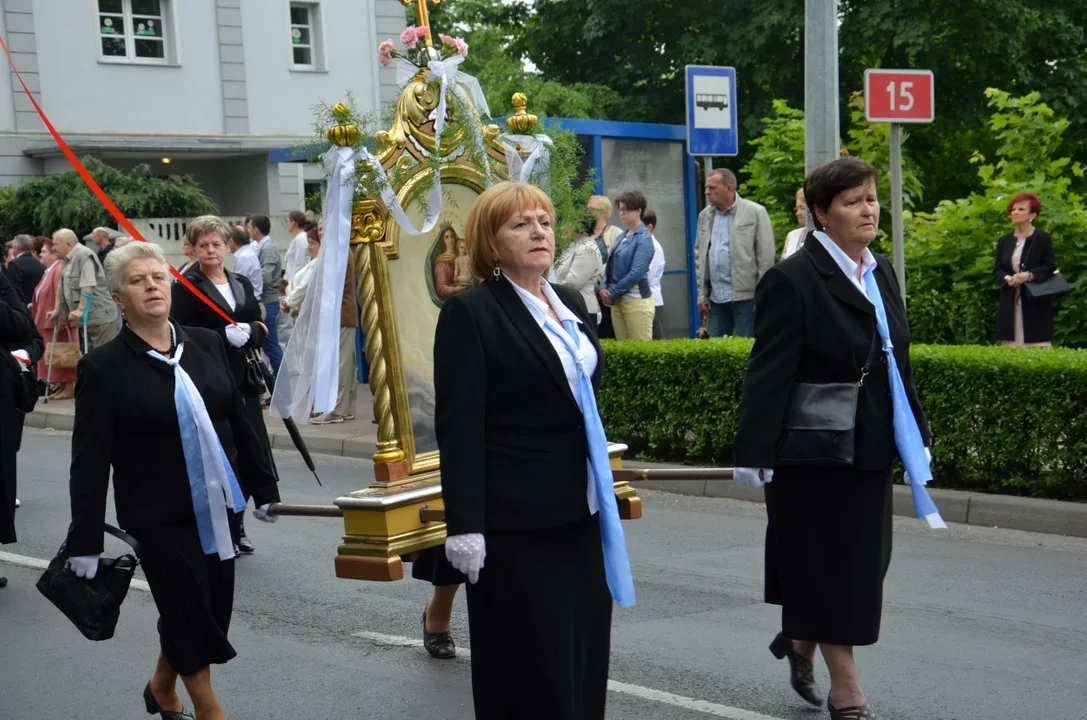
[27,410,379,461]
[29,409,1086,539]
[626,462,1087,540]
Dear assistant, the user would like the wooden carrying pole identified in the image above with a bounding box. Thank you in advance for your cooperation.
[267,468,738,522]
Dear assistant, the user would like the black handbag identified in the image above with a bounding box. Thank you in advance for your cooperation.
[1022,271,1071,302]
[775,328,880,468]
[241,349,268,395]
[36,524,141,642]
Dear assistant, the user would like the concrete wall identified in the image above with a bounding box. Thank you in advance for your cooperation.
[374,0,406,106]
[242,0,384,136]
[26,2,225,136]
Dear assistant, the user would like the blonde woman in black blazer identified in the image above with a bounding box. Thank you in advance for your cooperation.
[435,182,629,719]
[994,192,1057,347]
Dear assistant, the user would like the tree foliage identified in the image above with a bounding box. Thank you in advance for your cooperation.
[906,89,1087,347]
[10,157,217,239]
[739,94,923,245]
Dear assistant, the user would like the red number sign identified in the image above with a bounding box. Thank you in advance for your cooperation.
[864,69,935,123]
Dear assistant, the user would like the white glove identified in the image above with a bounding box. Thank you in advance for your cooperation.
[445,533,486,584]
[224,323,251,348]
[11,349,31,372]
[68,555,100,580]
[735,467,772,488]
[253,503,277,523]
[904,447,932,486]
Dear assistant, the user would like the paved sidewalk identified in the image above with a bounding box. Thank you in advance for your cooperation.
[26,382,380,459]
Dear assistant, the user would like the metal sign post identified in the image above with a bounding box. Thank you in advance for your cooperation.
[864,68,935,306]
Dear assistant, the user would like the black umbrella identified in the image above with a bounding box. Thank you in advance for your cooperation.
[250,348,321,487]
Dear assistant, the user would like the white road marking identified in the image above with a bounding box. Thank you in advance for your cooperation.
[0,550,151,592]
[352,631,784,719]
[4,551,782,719]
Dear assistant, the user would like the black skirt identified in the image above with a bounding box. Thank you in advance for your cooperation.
[764,466,893,647]
[466,513,612,720]
[129,519,237,676]
[410,544,465,587]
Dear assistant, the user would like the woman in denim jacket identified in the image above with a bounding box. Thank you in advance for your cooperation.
[599,190,655,340]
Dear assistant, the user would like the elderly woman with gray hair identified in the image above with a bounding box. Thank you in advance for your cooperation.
[65,241,280,720]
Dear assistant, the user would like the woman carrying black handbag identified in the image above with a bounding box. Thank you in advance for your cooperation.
[171,216,276,555]
[994,192,1059,347]
[733,159,932,719]
[67,241,280,720]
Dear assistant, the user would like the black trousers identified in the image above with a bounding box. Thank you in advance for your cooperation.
[466,513,612,720]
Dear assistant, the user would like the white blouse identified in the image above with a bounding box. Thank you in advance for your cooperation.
[508,276,601,513]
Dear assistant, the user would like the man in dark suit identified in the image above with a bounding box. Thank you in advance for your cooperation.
[6,234,45,305]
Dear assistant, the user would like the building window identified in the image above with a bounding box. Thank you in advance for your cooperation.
[290,2,323,70]
[97,0,172,64]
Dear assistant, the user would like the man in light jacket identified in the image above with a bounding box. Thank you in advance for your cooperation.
[694,168,775,338]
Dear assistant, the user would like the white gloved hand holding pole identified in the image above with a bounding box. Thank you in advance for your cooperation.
[68,555,100,580]
[224,323,251,348]
[445,533,486,584]
[734,467,773,489]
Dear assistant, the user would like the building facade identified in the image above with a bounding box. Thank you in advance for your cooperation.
[0,0,407,215]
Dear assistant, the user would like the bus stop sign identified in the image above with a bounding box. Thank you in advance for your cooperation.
[685,65,738,156]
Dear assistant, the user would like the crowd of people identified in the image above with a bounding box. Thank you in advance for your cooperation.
[0,158,1065,718]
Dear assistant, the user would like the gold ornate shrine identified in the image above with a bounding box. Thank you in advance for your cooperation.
[327,78,641,582]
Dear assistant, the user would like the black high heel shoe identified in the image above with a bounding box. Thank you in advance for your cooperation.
[828,694,878,719]
[422,609,456,659]
[143,682,195,719]
[768,632,821,707]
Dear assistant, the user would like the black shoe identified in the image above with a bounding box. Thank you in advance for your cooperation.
[769,632,821,707]
[237,517,255,554]
[0,576,7,588]
[828,695,877,719]
[143,681,195,719]
[422,609,455,659]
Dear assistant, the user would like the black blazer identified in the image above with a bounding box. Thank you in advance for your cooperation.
[7,253,45,306]
[994,229,1057,344]
[67,324,280,556]
[435,276,602,537]
[734,234,929,471]
[170,266,267,397]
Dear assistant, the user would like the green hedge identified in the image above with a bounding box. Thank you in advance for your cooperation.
[598,339,1087,500]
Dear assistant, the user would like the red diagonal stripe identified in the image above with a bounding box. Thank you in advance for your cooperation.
[0,33,237,326]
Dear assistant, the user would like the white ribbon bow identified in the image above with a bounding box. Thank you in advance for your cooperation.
[501,133,554,192]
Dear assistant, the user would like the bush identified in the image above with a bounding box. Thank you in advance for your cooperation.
[906,89,1087,347]
[599,339,1087,500]
[13,156,217,239]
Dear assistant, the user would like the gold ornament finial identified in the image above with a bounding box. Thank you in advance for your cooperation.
[506,92,537,134]
[328,102,361,147]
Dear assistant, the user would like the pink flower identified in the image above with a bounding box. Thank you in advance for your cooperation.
[414,26,430,40]
[400,27,419,49]
[440,34,468,57]
[378,40,394,67]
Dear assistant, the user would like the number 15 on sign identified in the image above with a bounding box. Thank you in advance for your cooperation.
[864,69,935,306]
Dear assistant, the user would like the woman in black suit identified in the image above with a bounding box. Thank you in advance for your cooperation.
[994,192,1057,347]
[435,182,635,719]
[733,159,931,719]
[67,242,280,720]
[171,215,274,555]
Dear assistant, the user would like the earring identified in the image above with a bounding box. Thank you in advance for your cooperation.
[492,265,501,279]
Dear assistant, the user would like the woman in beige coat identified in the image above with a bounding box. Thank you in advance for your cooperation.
[555,215,606,326]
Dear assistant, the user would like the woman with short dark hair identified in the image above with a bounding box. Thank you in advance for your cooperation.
[734,158,932,719]
[994,191,1057,347]
[599,189,654,340]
